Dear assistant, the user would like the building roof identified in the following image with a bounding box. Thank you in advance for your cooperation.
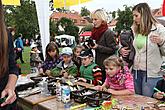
[50,12,90,26]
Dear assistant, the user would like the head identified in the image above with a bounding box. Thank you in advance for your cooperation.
[132,3,158,35]
[103,56,124,77]
[8,27,16,36]
[0,0,8,77]
[80,49,93,66]
[61,47,73,64]
[73,45,84,57]
[46,42,59,59]
[31,44,38,51]
[91,9,108,28]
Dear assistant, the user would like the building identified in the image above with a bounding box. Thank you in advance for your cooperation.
[50,11,90,31]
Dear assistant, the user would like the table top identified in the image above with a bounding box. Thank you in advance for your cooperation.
[18,82,164,110]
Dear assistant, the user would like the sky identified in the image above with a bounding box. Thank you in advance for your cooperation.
[70,0,163,12]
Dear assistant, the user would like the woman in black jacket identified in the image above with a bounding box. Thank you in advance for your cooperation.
[90,9,117,82]
[0,0,18,109]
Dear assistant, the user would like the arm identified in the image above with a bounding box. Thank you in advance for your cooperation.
[107,89,134,95]
[51,67,61,77]
[96,30,117,55]
[1,32,18,107]
[92,66,102,85]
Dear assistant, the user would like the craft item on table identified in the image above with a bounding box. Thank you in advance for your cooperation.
[70,103,87,110]
[154,87,165,96]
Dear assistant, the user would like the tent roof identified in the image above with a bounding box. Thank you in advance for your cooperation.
[80,31,92,36]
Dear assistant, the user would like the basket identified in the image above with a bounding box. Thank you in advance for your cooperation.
[86,91,111,107]
[71,88,97,103]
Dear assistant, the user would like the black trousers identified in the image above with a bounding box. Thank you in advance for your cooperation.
[15,51,24,63]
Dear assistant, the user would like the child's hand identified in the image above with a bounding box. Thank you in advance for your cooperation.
[45,70,51,76]
[95,86,103,91]
[155,92,165,99]
[63,72,69,78]
[78,78,87,82]
[60,70,66,75]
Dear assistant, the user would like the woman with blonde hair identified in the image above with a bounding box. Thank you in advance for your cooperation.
[0,0,18,109]
[89,9,117,82]
[120,3,165,97]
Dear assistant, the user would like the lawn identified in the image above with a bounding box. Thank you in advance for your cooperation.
[16,46,31,74]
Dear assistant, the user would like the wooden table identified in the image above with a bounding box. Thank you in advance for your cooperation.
[18,82,164,110]
[18,94,56,110]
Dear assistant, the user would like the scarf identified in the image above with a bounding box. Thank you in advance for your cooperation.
[91,23,108,41]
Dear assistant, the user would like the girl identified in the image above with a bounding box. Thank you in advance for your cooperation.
[39,42,61,76]
[120,3,165,97]
[97,56,134,95]
[0,0,18,109]
[72,45,84,70]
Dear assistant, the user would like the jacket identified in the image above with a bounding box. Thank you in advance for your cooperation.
[133,23,165,77]
[51,60,78,77]
[95,29,117,68]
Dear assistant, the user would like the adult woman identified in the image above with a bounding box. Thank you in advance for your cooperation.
[90,9,117,82]
[0,0,18,109]
[120,3,165,97]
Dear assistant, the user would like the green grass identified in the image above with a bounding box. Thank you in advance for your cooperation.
[17,46,31,74]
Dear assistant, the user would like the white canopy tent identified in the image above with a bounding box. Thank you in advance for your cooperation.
[34,0,50,59]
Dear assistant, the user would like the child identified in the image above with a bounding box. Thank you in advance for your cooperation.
[96,55,134,95]
[51,47,78,78]
[78,49,102,86]
[30,44,42,73]
[72,45,84,70]
[39,42,61,76]
[153,71,165,101]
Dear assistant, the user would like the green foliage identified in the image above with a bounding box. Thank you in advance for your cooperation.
[115,5,133,32]
[56,17,79,43]
[80,23,93,33]
[80,7,90,17]
[50,20,57,37]
[4,0,39,39]
[112,11,116,19]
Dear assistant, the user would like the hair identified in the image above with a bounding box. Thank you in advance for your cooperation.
[103,56,124,69]
[0,0,8,77]
[73,45,84,53]
[45,42,59,60]
[91,9,108,23]
[132,3,158,36]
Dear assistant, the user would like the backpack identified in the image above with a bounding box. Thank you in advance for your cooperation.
[119,29,135,68]
[120,29,134,49]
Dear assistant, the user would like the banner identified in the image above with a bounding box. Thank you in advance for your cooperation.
[35,0,50,60]
[2,0,20,6]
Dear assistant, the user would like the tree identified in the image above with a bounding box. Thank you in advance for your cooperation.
[56,17,79,43]
[50,20,57,37]
[80,7,90,17]
[4,0,39,39]
[115,5,133,32]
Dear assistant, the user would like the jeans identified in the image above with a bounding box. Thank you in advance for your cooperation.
[132,70,161,97]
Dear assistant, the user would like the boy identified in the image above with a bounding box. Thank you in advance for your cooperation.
[153,71,165,101]
[78,49,102,86]
[51,47,78,78]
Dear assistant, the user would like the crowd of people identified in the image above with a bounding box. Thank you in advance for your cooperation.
[0,0,165,109]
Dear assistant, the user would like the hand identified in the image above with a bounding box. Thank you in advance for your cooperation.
[1,88,16,107]
[119,47,131,57]
[90,43,98,49]
[60,70,66,75]
[45,70,51,76]
[95,86,103,91]
[107,88,114,94]
[154,92,164,99]
[150,34,164,45]
[78,78,87,82]
[63,72,69,78]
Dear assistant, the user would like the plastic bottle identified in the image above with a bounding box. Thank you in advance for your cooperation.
[56,81,62,101]
[40,77,49,95]
[61,85,71,103]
